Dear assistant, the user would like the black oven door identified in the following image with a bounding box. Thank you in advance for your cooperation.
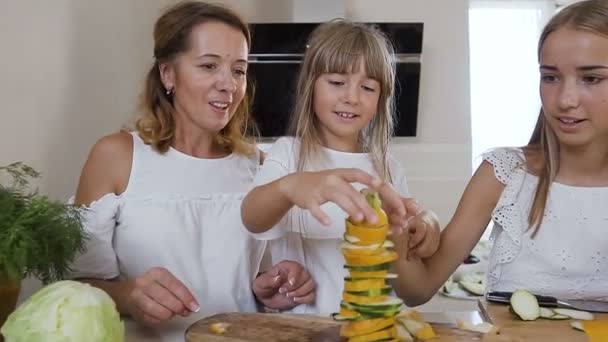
[248,59,421,137]
[249,60,301,137]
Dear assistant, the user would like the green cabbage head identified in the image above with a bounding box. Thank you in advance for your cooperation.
[1,280,124,342]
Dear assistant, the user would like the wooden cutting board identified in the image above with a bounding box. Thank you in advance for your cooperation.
[185,312,483,341]
[481,300,608,341]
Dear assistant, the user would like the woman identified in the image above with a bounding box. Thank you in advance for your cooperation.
[70,1,314,340]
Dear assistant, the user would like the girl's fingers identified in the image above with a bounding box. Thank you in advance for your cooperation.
[309,204,331,226]
[335,168,380,187]
[330,191,365,223]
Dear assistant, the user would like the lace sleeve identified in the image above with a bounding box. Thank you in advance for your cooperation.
[482,148,526,185]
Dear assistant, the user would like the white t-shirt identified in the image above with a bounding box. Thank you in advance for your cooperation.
[484,148,608,300]
[70,132,266,341]
[252,137,410,315]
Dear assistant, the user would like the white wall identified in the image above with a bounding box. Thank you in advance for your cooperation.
[1,0,470,224]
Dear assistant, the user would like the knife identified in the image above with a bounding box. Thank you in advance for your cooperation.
[417,310,487,326]
[486,291,608,313]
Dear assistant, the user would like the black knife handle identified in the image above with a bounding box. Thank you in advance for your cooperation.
[486,291,559,307]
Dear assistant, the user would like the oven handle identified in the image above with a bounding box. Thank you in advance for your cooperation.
[395,54,421,63]
[248,60,302,64]
[248,53,421,63]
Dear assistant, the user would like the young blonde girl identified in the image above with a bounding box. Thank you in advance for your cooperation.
[392,0,608,306]
[241,20,440,314]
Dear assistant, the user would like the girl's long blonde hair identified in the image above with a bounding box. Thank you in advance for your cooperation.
[135,1,257,155]
[526,0,608,236]
[288,19,396,181]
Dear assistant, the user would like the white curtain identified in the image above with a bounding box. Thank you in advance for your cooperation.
[469,0,556,171]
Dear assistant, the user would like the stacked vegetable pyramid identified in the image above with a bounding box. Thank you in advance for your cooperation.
[333,189,402,342]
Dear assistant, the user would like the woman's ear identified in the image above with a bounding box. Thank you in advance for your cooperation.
[159,61,176,93]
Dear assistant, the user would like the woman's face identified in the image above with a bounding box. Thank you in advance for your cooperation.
[540,27,608,148]
[161,21,248,134]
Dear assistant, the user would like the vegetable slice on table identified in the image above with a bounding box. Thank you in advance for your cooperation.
[509,289,540,321]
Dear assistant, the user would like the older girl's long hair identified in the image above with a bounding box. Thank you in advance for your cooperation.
[288,19,396,181]
[526,0,608,236]
[135,1,257,155]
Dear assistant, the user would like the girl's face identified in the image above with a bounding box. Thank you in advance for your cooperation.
[540,27,608,148]
[160,21,248,135]
[313,59,381,150]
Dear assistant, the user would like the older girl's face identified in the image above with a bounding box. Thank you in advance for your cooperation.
[161,21,248,134]
[539,27,608,148]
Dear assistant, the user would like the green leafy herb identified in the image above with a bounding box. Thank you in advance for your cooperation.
[0,163,87,284]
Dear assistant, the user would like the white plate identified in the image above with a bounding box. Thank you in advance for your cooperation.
[439,287,483,301]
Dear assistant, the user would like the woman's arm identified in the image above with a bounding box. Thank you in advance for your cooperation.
[73,133,199,324]
[73,132,133,313]
[391,161,504,306]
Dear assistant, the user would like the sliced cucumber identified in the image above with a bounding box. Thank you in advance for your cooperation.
[347,286,393,297]
[546,314,570,320]
[340,240,394,251]
[345,297,403,311]
[344,234,361,243]
[460,273,485,284]
[459,281,485,296]
[340,302,401,317]
[510,289,540,321]
[395,323,414,341]
[344,262,392,272]
[345,273,398,281]
[331,313,368,321]
[553,308,594,321]
[570,321,585,332]
[539,307,557,319]
[456,320,497,334]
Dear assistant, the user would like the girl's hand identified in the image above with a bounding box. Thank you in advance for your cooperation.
[405,210,441,259]
[390,199,441,260]
[126,267,199,325]
[278,168,405,226]
[252,260,316,310]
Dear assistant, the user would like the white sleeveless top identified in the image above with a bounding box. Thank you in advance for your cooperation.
[485,148,608,300]
[70,132,266,341]
[252,137,410,315]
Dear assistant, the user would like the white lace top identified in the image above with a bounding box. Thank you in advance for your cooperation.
[70,132,266,341]
[485,148,608,300]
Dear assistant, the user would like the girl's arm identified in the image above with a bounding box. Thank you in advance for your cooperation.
[241,168,403,234]
[391,161,505,306]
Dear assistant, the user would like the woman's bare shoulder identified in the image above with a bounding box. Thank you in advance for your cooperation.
[74,131,133,204]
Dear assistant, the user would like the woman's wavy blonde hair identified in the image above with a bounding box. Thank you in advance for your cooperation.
[526,0,608,236]
[288,19,396,182]
[135,1,256,155]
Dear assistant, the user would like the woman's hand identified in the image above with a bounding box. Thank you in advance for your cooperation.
[278,168,405,227]
[125,267,199,325]
[253,260,316,311]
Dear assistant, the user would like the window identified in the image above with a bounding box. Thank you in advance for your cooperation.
[469,0,556,171]
[468,0,555,239]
